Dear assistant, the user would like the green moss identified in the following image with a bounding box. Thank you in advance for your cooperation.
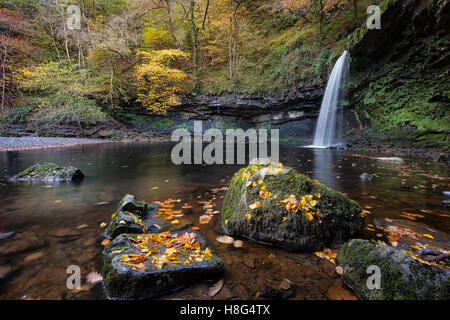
[338,239,450,300]
[222,163,363,251]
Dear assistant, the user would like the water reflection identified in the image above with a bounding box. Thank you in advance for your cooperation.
[0,142,448,300]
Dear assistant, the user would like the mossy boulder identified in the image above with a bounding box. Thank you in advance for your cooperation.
[105,194,165,239]
[337,239,450,300]
[11,163,84,181]
[221,162,363,251]
[103,231,224,300]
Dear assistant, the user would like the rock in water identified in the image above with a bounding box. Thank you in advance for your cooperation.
[11,163,84,181]
[103,231,224,300]
[337,239,450,300]
[221,162,363,251]
[105,194,168,239]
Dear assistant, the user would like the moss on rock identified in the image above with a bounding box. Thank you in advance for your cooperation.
[105,194,163,240]
[221,162,363,251]
[11,163,84,181]
[337,239,450,300]
[103,231,224,300]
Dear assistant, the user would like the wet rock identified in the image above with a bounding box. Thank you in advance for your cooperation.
[244,258,255,269]
[0,231,45,256]
[258,288,283,300]
[11,163,85,181]
[443,191,450,197]
[338,239,450,300]
[327,285,358,300]
[278,279,291,291]
[0,231,14,241]
[0,266,13,282]
[359,173,373,181]
[103,230,224,300]
[50,228,80,243]
[442,200,450,208]
[222,163,364,251]
[435,153,448,164]
[105,194,163,239]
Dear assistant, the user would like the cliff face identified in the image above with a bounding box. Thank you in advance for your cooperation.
[169,84,325,143]
[347,0,450,149]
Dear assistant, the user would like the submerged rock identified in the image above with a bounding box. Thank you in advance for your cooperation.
[11,163,85,181]
[103,230,224,300]
[359,173,373,181]
[0,231,45,257]
[337,239,450,300]
[442,200,450,208]
[221,162,364,251]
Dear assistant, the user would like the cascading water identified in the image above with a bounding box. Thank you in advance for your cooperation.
[311,50,350,148]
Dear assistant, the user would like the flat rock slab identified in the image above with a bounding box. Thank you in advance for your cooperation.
[338,239,450,300]
[222,162,364,251]
[11,163,84,181]
[103,230,224,300]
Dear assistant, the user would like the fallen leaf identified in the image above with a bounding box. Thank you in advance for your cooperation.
[86,271,103,284]
[101,239,110,246]
[216,235,234,244]
[208,279,224,297]
[99,222,107,229]
[335,266,344,275]
[76,224,88,230]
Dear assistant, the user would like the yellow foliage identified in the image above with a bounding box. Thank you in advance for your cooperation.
[134,49,190,114]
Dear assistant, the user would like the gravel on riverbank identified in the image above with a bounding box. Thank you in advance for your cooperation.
[0,137,110,152]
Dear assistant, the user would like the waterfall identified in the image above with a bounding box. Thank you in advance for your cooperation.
[312,50,350,148]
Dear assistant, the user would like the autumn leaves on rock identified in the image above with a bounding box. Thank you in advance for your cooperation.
[222,162,364,251]
[102,194,224,300]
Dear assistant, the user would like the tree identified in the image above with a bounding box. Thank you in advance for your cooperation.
[134,49,189,114]
[0,8,29,109]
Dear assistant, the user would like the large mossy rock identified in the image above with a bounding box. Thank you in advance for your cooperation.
[11,163,84,181]
[103,231,224,300]
[222,162,363,251]
[338,239,450,300]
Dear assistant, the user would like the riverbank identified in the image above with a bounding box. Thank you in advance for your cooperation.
[0,137,113,152]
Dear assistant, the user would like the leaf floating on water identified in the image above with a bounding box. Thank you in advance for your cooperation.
[99,222,107,229]
[171,219,180,225]
[208,279,224,297]
[233,240,244,248]
[76,224,88,230]
[314,249,337,265]
[335,266,344,275]
[101,239,110,246]
[216,235,234,244]
[192,226,200,230]
[199,215,213,224]
[86,271,103,284]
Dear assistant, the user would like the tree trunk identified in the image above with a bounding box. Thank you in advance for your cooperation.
[352,0,358,19]
[189,0,199,88]
[1,44,7,109]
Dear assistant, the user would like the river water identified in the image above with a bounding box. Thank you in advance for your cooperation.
[0,142,448,300]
